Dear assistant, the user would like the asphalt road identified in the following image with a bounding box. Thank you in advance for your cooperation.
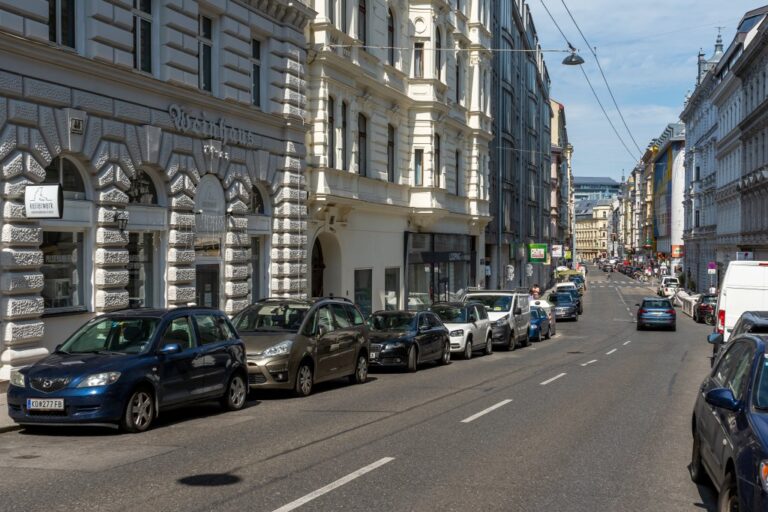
[0,268,719,511]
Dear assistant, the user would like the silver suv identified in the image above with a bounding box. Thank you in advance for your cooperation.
[232,298,370,396]
[463,291,531,350]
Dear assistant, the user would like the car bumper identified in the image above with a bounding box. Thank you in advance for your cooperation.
[490,324,511,344]
[554,309,578,320]
[449,335,467,353]
[369,345,409,367]
[638,315,676,327]
[7,385,126,425]
[246,356,293,389]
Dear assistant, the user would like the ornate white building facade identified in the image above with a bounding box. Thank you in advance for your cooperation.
[305,0,493,313]
[0,0,312,378]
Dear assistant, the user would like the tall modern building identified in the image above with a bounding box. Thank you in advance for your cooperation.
[487,0,552,289]
[573,176,621,201]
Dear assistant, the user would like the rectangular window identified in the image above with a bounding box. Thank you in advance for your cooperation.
[358,114,367,177]
[328,97,336,168]
[695,209,700,228]
[42,231,85,313]
[384,267,400,310]
[387,124,396,183]
[414,42,424,78]
[49,0,76,48]
[251,237,262,300]
[127,232,155,308]
[414,149,423,186]
[354,269,373,317]
[251,39,262,107]
[198,15,213,92]
[132,0,152,73]
[434,134,441,188]
[455,150,460,195]
[341,102,348,169]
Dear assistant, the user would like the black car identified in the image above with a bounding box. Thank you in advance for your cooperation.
[368,310,450,371]
[691,334,768,510]
[709,311,768,364]
[549,293,579,321]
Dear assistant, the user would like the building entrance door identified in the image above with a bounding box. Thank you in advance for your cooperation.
[196,264,220,308]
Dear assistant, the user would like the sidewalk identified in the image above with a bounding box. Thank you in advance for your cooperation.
[0,391,19,433]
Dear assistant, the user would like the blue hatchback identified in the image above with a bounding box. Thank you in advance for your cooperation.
[636,297,676,331]
[7,307,248,432]
[692,334,768,510]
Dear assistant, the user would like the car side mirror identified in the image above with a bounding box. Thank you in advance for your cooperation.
[514,307,522,315]
[707,333,724,345]
[159,343,181,355]
[469,314,477,323]
[705,388,740,412]
[317,324,329,337]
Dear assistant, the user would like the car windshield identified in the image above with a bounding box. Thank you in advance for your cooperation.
[468,295,511,312]
[555,293,574,304]
[643,300,672,309]
[233,302,310,332]
[702,296,718,305]
[368,312,416,332]
[755,355,768,409]
[432,305,467,323]
[530,308,541,319]
[61,317,160,355]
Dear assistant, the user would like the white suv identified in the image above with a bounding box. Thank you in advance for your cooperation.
[463,291,531,351]
[430,302,492,359]
[658,277,680,297]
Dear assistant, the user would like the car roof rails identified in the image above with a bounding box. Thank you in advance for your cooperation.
[312,296,353,303]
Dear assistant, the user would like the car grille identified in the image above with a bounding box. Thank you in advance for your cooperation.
[248,373,267,385]
[30,377,71,393]
[371,344,383,351]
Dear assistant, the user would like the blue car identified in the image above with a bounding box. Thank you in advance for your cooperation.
[7,307,248,432]
[636,297,676,331]
[691,334,768,511]
[528,306,551,342]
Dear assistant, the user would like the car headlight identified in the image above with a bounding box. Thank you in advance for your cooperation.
[262,340,293,357]
[77,372,121,388]
[494,316,508,327]
[10,370,25,388]
[761,461,768,493]
[385,342,406,350]
[530,324,539,330]
[449,329,464,337]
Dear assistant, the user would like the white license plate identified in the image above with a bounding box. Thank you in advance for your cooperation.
[27,398,64,411]
[370,352,378,360]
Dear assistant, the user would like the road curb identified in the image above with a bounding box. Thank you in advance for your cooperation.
[0,424,21,434]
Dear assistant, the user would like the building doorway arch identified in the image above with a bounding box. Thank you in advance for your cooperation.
[311,232,342,298]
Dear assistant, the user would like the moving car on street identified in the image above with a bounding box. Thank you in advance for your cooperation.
[430,302,492,359]
[636,298,676,331]
[691,334,768,510]
[528,306,552,341]
[233,297,370,396]
[367,310,450,371]
[549,292,579,321]
[8,307,248,432]
[463,291,531,351]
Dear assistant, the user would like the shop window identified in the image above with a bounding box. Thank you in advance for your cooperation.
[44,157,86,200]
[41,231,85,313]
[385,267,400,310]
[127,169,158,205]
[132,0,152,73]
[48,0,76,49]
[354,269,372,317]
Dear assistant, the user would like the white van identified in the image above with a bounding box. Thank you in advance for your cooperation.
[715,261,768,342]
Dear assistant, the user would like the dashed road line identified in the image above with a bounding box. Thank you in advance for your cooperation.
[540,373,567,386]
[460,399,513,423]
[580,359,598,367]
[623,340,632,346]
[606,349,618,355]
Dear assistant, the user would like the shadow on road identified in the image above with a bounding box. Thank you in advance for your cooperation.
[693,481,718,511]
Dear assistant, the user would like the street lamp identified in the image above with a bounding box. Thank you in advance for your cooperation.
[562,44,585,66]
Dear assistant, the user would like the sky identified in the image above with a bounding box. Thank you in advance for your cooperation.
[526,0,761,181]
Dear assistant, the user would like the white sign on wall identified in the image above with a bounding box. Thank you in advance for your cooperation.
[24,185,63,219]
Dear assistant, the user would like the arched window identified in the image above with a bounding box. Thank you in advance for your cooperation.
[127,169,158,205]
[358,0,367,45]
[435,28,442,79]
[387,9,395,66]
[357,113,367,177]
[44,156,86,200]
[251,186,265,214]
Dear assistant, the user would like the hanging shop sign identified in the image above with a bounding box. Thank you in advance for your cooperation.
[528,243,548,263]
[671,245,684,259]
[551,245,563,258]
[24,184,63,219]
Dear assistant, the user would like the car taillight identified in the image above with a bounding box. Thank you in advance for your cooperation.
[717,310,725,334]
[760,461,768,492]
[638,309,646,315]
[666,309,676,315]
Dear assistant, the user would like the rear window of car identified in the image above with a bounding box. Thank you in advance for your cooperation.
[701,296,718,304]
[642,300,672,309]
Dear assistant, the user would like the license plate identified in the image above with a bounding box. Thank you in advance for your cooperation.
[27,398,64,411]
[370,352,378,360]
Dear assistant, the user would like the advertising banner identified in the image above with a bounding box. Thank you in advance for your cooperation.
[551,244,563,258]
[528,243,547,263]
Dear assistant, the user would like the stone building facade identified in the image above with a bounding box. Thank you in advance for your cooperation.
[0,0,312,378]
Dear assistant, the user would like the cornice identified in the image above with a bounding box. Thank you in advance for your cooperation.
[239,0,316,30]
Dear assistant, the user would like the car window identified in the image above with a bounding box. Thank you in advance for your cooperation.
[368,312,416,331]
[418,314,430,330]
[530,309,540,319]
[346,305,365,325]
[476,305,488,320]
[642,300,672,309]
[234,302,309,333]
[162,316,196,350]
[218,315,238,339]
[428,313,442,329]
[722,342,755,401]
[714,342,748,387]
[330,304,352,328]
[194,314,230,345]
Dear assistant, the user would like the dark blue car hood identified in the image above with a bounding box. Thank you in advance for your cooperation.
[23,352,144,380]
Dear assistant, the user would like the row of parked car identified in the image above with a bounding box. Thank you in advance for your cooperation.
[8,286,576,433]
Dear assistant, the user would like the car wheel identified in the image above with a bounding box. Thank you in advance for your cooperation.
[671,325,677,332]
[463,339,473,360]
[349,353,368,384]
[484,336,493,355]
[636,323,642,331]
[689,429,708,484]
[294,362,314,397]
[546,325,552,340]
[536,329,543,342]
[221,373,247,411]
[718,472,739,512]
[693,311,699,323]
[407,346,418,372]
[574,315,579,322]
[439,340,451,365]
[507,332,517,351]
[121,387,155,433]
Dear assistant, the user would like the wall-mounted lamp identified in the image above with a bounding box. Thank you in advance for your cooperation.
[115,211,129,233]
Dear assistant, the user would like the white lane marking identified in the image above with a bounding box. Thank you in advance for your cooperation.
[606,349,618,355]
[580,359,598,367]
[623,340,632,346]
[540,373,567,386]
[272,457,395,512]
[460,399,513,423]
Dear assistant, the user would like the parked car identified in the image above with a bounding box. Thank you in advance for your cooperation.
[7,307,248,432]
[232,297,370,396]
[463,291,531,350]
[636,297,676,331]
[555,281,582,297]
[714,260,768,342]
[708,311,768,364]
[530,298,556,336]
[367,310,450,371]
[430,302,492,359]
[691,334,768,510]
[549,292,579,321]
[603,263,614,272]
[658,277,680,297]
[529,306,552,341]
[569,275,587,291]
[693,294,718,323]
